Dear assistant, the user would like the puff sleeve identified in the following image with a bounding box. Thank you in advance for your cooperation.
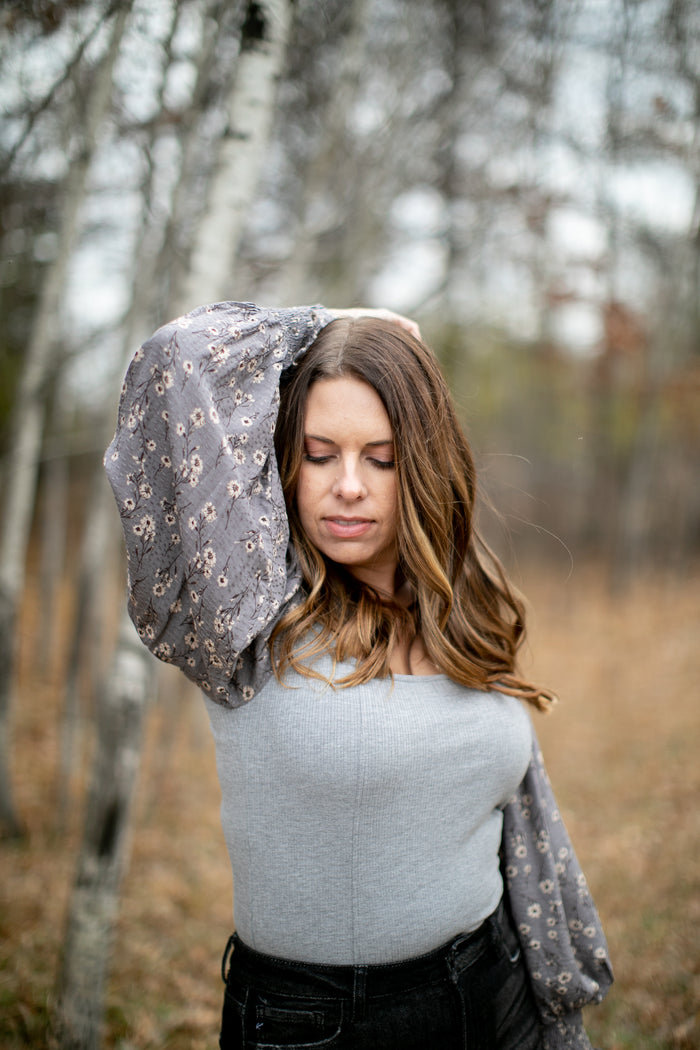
[104,300,334,707]
[501,724,614,1049]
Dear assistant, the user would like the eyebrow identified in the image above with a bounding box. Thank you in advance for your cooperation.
[304,434,394,447]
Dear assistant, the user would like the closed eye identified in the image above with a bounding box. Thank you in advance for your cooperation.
[302,453,333,464]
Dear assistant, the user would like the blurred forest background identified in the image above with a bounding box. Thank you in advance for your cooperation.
[1,0,698,1048]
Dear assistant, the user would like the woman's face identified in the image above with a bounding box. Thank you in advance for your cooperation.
[296,376,399,595]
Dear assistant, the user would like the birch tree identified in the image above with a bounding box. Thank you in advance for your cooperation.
[54,2,297,1044]
[0,0,133,839]
[52,615,154,1050]
[179,0,294,310]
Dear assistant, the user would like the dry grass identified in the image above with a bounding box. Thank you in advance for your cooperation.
[1,563,698,1049]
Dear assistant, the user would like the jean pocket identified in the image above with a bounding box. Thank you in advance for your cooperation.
[249,990,343,1049]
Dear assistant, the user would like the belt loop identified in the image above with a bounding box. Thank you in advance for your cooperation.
[221,933,236,984]
[351,965,367,1023]
[446,932,472,982]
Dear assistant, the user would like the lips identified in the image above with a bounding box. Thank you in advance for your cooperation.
[323,517,374,538]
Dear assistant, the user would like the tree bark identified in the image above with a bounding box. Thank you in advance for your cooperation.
[178,0,294,310]
[52,609,153,1050]
[0,0,134,839]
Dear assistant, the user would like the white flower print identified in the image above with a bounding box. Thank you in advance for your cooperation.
[527,903,542,918]
[190,407,206,428]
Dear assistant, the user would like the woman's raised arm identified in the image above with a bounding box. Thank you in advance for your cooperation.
[104,301,333,706]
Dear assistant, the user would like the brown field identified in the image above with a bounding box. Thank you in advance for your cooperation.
[1,563,699,1049]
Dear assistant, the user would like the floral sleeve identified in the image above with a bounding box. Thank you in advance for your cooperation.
[501,723,614,1050]
[104,300,333,707]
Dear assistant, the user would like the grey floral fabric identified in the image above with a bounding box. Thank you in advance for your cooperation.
[105,300,333,705]
[503,727,613,1049]
[105,301,612,1047]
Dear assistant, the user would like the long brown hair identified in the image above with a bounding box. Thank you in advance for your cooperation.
[272,317,554,710]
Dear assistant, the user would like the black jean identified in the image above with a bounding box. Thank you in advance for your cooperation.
[218,901,543,1050]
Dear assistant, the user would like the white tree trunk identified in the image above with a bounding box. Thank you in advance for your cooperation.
[52,610,153,1050]
[0,0,133,839]
[38,437,69,677]
[179,0,293,310]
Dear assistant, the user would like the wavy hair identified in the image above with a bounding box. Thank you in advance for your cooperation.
[271,317,554,710]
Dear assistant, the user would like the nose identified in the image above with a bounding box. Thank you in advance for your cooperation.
[332,460,367,501]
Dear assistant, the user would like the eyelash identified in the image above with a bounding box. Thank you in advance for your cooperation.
[302,454,395,470]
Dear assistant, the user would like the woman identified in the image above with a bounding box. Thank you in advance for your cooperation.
[105,301,612,1050]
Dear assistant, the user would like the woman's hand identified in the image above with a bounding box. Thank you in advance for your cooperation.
[329,307,421,341]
